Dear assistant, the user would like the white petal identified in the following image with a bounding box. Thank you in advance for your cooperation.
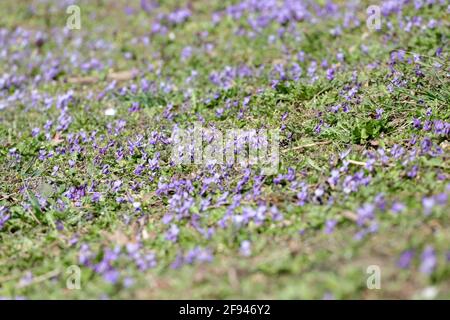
[104,108,116,116]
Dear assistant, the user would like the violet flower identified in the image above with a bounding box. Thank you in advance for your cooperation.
[240,240,252,257]
[324,219,337,234]
[420,246,436,274]
[0,206,10,230]
[397,250,414,269]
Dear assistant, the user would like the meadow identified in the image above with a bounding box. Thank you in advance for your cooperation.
[0,0,449,299]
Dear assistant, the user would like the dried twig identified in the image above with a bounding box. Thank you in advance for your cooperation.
[341,210,358,222]
[106,69,138,81]
[283,141,331,153]
[346,159,367,166]
[16,269,61,289]
[66,68,139,85]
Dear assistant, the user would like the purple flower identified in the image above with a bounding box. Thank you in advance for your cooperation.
[421,137,432,153]
[126,243,140,255]
[101,165,110,175]
[323,292,335,300]
[79,244,93,266]
[91,192,101,203]
[435,193,448,206]
[185,247,213,265]
[44,120,53,131]
[412,118,422,129]
[140,0,155,13]
[327,169,340,187]
[56,220,64,231]
[374,194,387,211]
[170,253,185,269]
[240,240,252,257]
[128,102,140,113]
[423,120,432,131]
[111,180,122,193]
[132,202,141,211]
[324,219,337,234]
[367,222,379,234]
[167,8,191,26]
[356,203,375,226]
[420,246,436,274]
[397,250,414,269]
[375,108,384,120]
[31,127,40,137]
[52,165,59,175]
[422,197,435,215]
[269,205,283,221]
[134,252,157,271]
[165,224,180,242]
[103,269,120,284]
[181,46,193,61]
[365,158,376,171]
[326,68,335,81]
[390,144,404,159]
[19,272,33,287]
[124,277,135,288]
[314,121,322,134]
[290,63,302,81]
[407,165,418,178]
[314,188,324,198]
[391,202,405,214]
[134,165,145,176]
[65,185,86,205]
[0,206,10,230]
[296,190,308,206]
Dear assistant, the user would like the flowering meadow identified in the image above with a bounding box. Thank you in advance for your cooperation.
[0,0,449,299]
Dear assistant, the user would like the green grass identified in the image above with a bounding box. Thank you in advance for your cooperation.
[0,0,449,299]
